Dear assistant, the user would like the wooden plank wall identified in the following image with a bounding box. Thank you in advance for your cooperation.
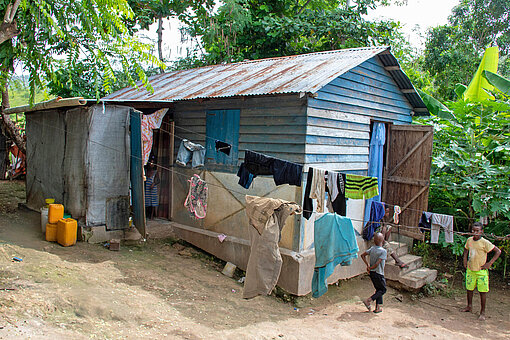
[172,94,307,169]
[305,56,414,172]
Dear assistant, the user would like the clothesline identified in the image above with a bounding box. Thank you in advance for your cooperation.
[24,115,510,240]
[166,123,510,197]
[168,129,507,224]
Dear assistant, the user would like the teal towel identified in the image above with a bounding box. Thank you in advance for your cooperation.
[312,213,359,298]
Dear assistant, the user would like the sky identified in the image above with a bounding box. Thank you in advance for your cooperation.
[141,0,462,62]
[367,0,461,49]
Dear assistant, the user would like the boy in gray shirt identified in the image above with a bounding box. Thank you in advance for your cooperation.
[361,232,387,313]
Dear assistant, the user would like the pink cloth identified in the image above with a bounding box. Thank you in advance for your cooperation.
[141,109,168,165]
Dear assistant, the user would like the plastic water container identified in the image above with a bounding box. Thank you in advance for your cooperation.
[46,223,58,242]
[48,204,64,224]
[45,198,55,207]
[40,207,48,234]
[57,218,77,247]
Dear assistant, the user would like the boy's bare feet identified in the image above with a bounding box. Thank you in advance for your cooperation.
[460,306,472,312]
[373,307,382,313]
[478,314,486,321]
[362,299,372,311]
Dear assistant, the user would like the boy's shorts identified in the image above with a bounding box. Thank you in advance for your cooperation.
[465,269,489,292]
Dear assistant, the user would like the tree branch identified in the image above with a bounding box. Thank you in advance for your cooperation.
[297,0,312,15]
[0,0,22,45]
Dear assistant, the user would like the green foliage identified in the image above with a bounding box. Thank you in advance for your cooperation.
[46,60,160,99]
[420,0,510,102]
[1,0,165,103]
[177,0,406,67]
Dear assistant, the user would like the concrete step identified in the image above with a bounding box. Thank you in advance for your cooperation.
[387,241,408,257]
[384,254,423,281]
[398,268,438,290]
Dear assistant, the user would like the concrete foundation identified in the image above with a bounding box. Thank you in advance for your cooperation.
[159,220,370,296]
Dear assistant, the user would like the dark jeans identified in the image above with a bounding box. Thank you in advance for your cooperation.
[369,271,387,305]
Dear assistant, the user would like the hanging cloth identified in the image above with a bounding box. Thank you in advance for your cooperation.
[215,140,232,156]
[184,174,208,219]
[312,213,359,298]
[141,108,168,165]
[362,201,385,241]
[243,195,302,299]
[430,213,454,243]
[345,174,379,200]
[309,168,326,213]
[393,205,401,224]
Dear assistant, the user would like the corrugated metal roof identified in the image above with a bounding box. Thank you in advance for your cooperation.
[103,46,428,114]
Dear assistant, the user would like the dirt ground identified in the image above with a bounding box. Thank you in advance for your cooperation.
[0,181,509,339]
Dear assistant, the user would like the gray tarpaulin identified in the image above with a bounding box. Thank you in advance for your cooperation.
[86,105,131,228]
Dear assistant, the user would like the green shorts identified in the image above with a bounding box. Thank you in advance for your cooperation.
[465,269,489,292]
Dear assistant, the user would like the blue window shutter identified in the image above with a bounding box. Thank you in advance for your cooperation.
[205,109,240,165]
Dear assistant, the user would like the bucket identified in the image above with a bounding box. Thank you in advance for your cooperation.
[40,207,48,234]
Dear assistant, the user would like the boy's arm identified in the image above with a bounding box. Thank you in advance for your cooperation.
[361,252,370,272]
[368,258,383,271]
[463,248,468,269]
[481,246,502,270]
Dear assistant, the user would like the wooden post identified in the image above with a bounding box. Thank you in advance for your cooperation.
[169,121,174,220]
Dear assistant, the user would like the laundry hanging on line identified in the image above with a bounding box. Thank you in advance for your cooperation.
[237,150,303,188]
[312,212,358,298]
[184,174,208,219]
[243,195,302,299]
[141,108,168,165]
[344,174,379,200]
[418,211,454,243]
[215,140,232,156]
[362,201,385,241]
[176,139,206,168]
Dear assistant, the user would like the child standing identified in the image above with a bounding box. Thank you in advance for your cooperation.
[461,222,501,321]
[361,232,387,313]
[144,162,160,219]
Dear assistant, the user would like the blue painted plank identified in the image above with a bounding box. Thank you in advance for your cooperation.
[307,98,412,124]
[240,134,306,143]
[315,90,412,115]
[129,109,146,237]
[319,84,413,110]
[305,135,369,147]
[337,72,403,96]
[304,154,368,163]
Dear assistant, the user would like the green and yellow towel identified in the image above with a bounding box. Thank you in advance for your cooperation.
[345,174,379,200]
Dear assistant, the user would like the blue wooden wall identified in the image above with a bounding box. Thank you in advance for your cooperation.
[172,95,307,171]
[305,56,414,172]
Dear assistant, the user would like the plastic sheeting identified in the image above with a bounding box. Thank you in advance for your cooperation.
[86,105,131,227]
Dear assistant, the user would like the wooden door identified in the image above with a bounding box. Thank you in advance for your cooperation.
[382,125,433,241]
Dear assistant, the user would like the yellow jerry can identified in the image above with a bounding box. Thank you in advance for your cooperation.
[48,204,64,224]
[57,218,77,247]
[45,223,58,242]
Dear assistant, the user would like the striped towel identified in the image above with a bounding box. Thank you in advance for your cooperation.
[345,174,379,200]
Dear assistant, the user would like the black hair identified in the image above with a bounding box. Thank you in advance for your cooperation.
[472,222,483,230]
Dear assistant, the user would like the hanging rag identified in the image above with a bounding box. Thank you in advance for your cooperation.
[309,168,326,213]
[215,140,232,156]
[141,108,168,165]
[419,211,433,232]
[326,173,347,216]
[237,163,255,189]
[243,195,302,299]
[431,213,454,243]
[243,150,302,187]
[362,201,385,241]
[393,205,401,224]
[176,139,206,168]
[326,172,340,201]
[184,174,208,219]
[312,213,359,298]
[303,170,314,220]
[345,174,379,199]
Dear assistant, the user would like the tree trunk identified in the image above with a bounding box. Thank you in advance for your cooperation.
[157,15,164,73]
[1,88,25,155]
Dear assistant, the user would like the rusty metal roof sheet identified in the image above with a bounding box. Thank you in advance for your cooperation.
[103,46,427,114]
